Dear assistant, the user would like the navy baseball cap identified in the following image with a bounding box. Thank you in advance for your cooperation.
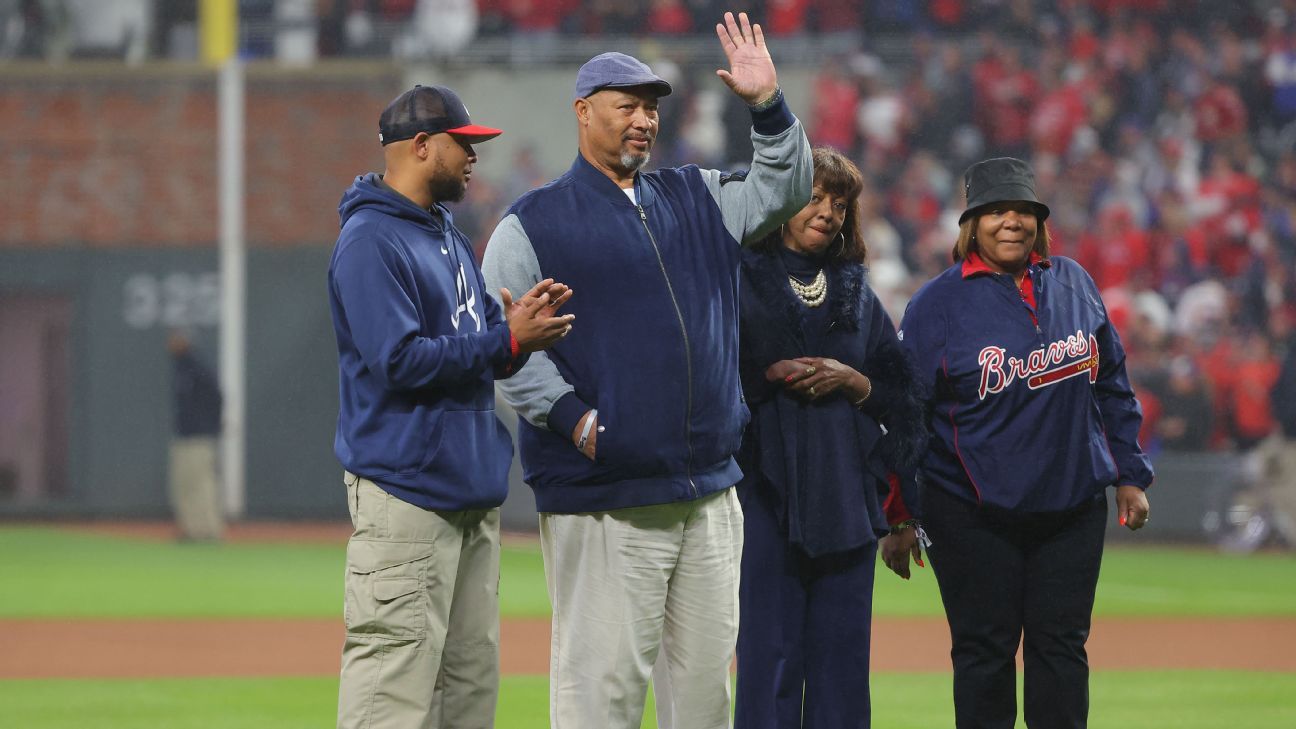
[378,85,502,146]
[574,52,673,100]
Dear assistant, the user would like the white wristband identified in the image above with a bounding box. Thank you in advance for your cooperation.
[576,409,598,450]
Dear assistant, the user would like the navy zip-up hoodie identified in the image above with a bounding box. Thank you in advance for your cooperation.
[329,173,520,510]
[483,104,812,512]
[898,255,1154,513]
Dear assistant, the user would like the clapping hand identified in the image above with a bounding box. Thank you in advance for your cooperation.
[523,279,572,319]
[501,278,575,353]
[714,11,778,106]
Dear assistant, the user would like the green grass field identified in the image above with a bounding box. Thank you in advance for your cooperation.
[3,525,1294,619]
[1,672,1293,729]
[1,525,1294,728]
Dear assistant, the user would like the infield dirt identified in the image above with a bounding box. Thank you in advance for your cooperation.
[3,615,1293,679]
[7,521,1288,680]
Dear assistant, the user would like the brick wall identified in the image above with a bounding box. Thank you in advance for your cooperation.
[0,65,402,248]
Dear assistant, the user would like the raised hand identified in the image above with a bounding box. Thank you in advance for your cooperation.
[714,11,778,105]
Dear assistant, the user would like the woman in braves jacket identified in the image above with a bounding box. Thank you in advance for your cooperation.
[896,157,1153,729]
[733,147,926,729]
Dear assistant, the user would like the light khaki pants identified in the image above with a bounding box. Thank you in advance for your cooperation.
[167,436,223,541]
[541,487,744,729]
[337,473,501,729]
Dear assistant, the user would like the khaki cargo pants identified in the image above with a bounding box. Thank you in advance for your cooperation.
[337,473,501,729]
[167,436,223,541]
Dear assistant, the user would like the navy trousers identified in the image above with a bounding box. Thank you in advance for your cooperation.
[734,485,877,729]
[923,485,1107,729]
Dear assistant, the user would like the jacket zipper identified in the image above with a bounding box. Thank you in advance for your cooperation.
[1025,272,1043,344]
[637,203,698,497]
[1002,273,1043,342]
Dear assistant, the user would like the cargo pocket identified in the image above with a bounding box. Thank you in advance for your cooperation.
[343,539,435,641]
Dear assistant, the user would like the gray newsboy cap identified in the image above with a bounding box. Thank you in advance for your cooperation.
[574,52,673,100]
[959,157,1051,223]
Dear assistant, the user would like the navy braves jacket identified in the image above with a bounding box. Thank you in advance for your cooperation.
[329,173,521,511]
[898,253,1153,513]
[483,100,812,513]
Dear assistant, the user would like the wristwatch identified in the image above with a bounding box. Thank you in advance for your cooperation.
[889,519,919,535]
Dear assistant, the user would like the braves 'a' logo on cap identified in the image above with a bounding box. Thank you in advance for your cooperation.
[977,330,1099,400]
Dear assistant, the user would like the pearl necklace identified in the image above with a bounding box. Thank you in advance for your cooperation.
[788,269,827,307]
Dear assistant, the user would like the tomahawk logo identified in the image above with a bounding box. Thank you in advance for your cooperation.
[450,263,481,332]
[977,330,1099,400]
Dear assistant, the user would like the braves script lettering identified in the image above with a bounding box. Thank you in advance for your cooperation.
[978,330,1100,400]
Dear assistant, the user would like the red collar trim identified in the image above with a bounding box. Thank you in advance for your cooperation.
[961,250,1050,278]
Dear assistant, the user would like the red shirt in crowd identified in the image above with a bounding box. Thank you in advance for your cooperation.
[1031,81,1089,155]
[1196,338,1238,448]
[1196,165,1261,277]
[765,0,810,35]
[1075,208,1152,290]
[1195,81,1248,142]
[810,69,858,152]
[501,0,577,32]
[973,51,1040,149]
[809,0,861,32]
[1232,353,1281,442]
[929,0,963,27]
[646,0,692,35]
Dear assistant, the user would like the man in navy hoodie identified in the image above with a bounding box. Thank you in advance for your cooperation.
[328,85,574,729]
[483,13,811,729]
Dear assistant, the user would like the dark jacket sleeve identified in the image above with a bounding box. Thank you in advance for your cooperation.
[861,298,928,476]
[1087,272,1155,489]
[895,291,949,520]
[861,296,927,522]
[332,228,512,392]
[898,292,946,412]
[478,256,529,380]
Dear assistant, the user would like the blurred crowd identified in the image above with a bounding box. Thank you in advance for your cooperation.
[800,0,1296,464]
[5,0,1296,463]
[448,0,1296,462]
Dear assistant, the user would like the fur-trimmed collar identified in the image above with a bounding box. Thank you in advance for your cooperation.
[741,247,868,336]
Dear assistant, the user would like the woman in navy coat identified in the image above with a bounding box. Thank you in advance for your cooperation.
[733,147,926,729]
[897,157,1153,729]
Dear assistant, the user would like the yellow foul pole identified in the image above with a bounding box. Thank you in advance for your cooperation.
[200,0,237,65]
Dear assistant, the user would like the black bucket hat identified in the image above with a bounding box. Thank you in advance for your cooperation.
[959,157,1050,224]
